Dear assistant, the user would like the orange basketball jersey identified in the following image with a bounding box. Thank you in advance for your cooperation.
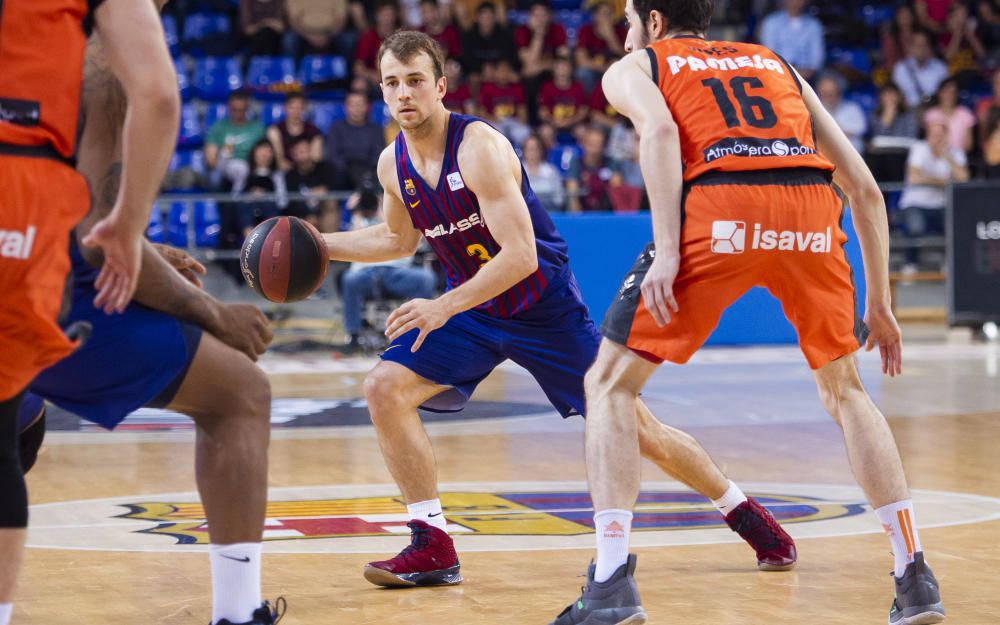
[0,0,94,159]
[645,36,834,182]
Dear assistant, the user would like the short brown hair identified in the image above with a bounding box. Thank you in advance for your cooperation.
[633,0,714,35]
[377,30,446,82]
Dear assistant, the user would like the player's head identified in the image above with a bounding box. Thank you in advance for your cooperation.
[378,30,448,130]
[284,92,307,122]
[623,0,714,51]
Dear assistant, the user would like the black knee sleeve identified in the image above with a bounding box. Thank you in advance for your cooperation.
[0,392,29,528]
[18,403,45,474]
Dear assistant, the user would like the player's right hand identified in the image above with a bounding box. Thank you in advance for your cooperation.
[153,244,206,288]
[212,303,274,362]
[641,253,681,327]
[82,215,143,314]
[864,303,902,377]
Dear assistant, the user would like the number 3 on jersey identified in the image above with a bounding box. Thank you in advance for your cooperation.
[466,243,493,266]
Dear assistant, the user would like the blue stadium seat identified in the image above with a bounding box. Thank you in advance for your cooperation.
[299,55,349,85]
[246,56,298,99]
[162,15,180,57]
[828,46,871,74]
[181,13,232,57]
[193,200,221,247]
[507,10,529,26]
[169,149,206,175]
[551,0,583,9]
[177,103,203,148]
[175,58,191,101]
[259,101,286,127]
[146,202,166,244]
[192,57,243,101]
[370,102,391,126]
[203,102,230,129]
[861,4,896,29]
[310,101,345,134]
[557,10,589,47]
[846,89,877,117]
[167,201,190,247]
[549,143,581,177]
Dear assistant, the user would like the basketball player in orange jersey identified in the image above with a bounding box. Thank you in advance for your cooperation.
[549,2,945,624]
[0,1,178,624]
[10,9,283,623]
[322,30,795,590]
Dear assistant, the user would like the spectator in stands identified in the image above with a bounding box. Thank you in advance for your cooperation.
[239,139,287,234]
[442,58,475,114]
[892,29,949,108]
[451,0,510,30]
[605,120,644,213]
[914,0,956,34]
[336,185,437,354]
[522,133,565,212]
[516,1,569,123]
[539,56,589,140]
[567,125,615,213]
[478,58,530,146]
[285,136,339,231]
[460,1,518,84]
[978,0,1000,52]
[867,82,919,183]
[817,73,868,154]
[205,90,266,192]
[355,0,402,85]
[881,3,918,70]
[940,2,987,83]
[419,0,461,59]
[759,0,825,81]
[240,0,285,56]
[977,70,1000,146]
[983,113,1000,177]
[898,118,969,272]
[267,92,324,172]
[287,0,350,57]
[924,77,976,152]
[574,0,626,92]
[326,90,385,191]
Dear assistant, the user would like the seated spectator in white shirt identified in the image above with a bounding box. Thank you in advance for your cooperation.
[816,73,868,154]
[522,134,565,212]
[759,0,825,81]
[892,29,950,108]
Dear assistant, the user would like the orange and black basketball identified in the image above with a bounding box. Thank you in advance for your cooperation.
[241,216,328,303]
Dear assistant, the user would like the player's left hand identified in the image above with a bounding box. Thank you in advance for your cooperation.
[82,215,143,314]
[152,244,206,288]
[385,298,451,352]
[864,302,903,377]
[641,252,681,327]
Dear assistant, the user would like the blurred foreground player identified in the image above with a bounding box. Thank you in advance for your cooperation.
[550,1,945,624]
[14,13,283,625]
[0,0,178,623]
[321,30,796,590]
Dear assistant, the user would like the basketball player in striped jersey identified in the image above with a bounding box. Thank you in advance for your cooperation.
[549,1,944,624]
[321,30,797,589]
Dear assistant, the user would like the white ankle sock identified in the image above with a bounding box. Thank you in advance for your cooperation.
[874,500,923,578]
[594,509,632,583]
[407,498,447,531]
[209,542,262,624]
[711,481,748,517]
[0,603,12,625]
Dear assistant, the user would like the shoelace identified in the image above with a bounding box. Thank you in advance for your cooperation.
[264,597,287,624]
[399,522,431,556]
[734,506,783,551]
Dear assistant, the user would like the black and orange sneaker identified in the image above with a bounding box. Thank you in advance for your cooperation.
[725,497,797,571]
[363,520,462,587]
[214,598,286,625]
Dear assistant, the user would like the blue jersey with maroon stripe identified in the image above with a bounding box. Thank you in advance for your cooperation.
[394,113,571,318]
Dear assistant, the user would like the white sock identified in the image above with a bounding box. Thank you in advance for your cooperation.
[0,603,12,625]
[711,481,748,517]
[874,500,923,578]
[407,498,447,531]
[594,509,632,583]
[209,542,262,625]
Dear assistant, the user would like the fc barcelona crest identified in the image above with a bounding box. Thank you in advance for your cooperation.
[404,179,417,196]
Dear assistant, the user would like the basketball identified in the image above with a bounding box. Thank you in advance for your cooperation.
[240,216,329,303]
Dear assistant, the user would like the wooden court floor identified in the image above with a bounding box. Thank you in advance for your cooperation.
[16,329,1000,625]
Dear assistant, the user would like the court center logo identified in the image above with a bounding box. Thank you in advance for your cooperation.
[27,482,1000,554]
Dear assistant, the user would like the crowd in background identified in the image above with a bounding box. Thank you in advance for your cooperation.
[161,0,1000,272]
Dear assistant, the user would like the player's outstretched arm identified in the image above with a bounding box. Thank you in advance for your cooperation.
[83,0,180,314]
[603,51,683,326]
[322,145,423,263]
[797,67,901,376]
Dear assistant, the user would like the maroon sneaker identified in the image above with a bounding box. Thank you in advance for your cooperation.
[724,497,797,571]
[363,520,463,587]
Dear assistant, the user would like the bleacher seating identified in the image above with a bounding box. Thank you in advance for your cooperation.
[146,202,166,244]
[299,55,349,96]
[177,103,203,149]
[181,13,233,57]
[259,101,286,127]
[310,102,346,134]
[166,200,221,248]
[175,59,192,101]
[246,56,298,99]
[192,57,243,101]
[162,15,180,58]
[203,102,230,128]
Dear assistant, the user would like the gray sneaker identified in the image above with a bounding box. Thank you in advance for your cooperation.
[549,554,647,625]
[888,552,946,625]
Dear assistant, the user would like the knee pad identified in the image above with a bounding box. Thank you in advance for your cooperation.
[17,396,46,474]
[0,393,28,528]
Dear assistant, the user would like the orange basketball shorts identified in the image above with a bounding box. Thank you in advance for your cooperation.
[601,169,867,370]
[0,154,89,401]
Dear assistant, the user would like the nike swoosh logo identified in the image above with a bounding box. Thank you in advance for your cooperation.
[220,554,251,563]
[428,512,442,517]
[382,344,402,354]
[409,201,420,208]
